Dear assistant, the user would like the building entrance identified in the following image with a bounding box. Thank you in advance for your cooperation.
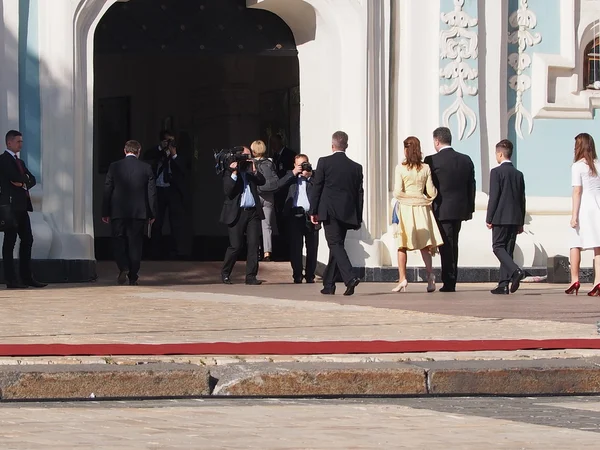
[92,0,300,261]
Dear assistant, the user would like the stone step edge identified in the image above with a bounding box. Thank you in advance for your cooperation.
[2,359,600,399]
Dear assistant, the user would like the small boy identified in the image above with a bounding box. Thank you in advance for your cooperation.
[486,139,526,294]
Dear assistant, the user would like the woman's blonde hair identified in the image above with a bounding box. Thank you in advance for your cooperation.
[251,140,267,157]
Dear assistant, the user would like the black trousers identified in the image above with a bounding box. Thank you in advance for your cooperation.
[492,225,519,287]
[323,218,354,287]
[112,218,145,281]
[289,215,319,282]
[222,208,261,281]
[438,220,462,288]
[2,210,33,282]
[151,186,187,258]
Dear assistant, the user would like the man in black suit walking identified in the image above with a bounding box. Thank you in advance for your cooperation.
[309,131,363,296]
[424,127,476,292]
[221,147,266,285]
[102,140,157,285]
[486,139,526,294]
[281,154,319,284]
[0,130,46,289]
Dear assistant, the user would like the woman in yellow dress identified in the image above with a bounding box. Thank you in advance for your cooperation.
[392,136,444,292]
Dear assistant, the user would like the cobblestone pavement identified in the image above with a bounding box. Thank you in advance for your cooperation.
[0,261,596,346]
[0,396,599,448]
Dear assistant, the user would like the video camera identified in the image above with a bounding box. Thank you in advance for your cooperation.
[214,146,251,175]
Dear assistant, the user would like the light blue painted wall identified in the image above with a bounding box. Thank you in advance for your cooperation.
[439,0,482,189]
[18,0,41,181]
[508,0,582,197]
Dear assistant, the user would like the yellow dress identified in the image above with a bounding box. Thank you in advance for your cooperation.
[393,163,444,254]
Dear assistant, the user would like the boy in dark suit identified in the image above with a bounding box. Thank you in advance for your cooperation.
[486,139,526,294]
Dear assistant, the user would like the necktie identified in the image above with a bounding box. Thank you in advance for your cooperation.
[14,155,30,198]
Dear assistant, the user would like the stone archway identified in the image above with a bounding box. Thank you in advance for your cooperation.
[35,0,391,268]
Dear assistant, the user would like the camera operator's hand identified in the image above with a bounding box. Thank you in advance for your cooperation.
[168,143,177,157]
[229,161,238,173]
[292,163,303,176]
[302,169,313,179]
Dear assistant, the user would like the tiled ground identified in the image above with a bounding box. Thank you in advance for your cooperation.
[0,397,598,449]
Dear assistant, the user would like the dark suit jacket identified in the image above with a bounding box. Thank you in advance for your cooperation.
[309,152,364,229]
[143,145,186,197]
[486,161,526,226]
[0,151,36,212]
[102,156,157,220]
[281,171,316,216]
[220,169,266,225]
[273,146,297,179]
[424,148,476,222]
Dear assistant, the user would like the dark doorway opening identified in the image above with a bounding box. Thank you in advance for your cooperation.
[92,0,300,262]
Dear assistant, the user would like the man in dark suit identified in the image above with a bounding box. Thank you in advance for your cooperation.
[309,131,363,296]
[143,130,187,259]
[281,154,319,284]
[486,139,526,295]
[424,126,476,292]
[221,147,266,285]
[102,140,157,285]
[0,130,46,289]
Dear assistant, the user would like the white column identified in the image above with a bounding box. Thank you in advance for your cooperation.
[479,0,508,191]
[0,0,19,131]
[393,0,440,162]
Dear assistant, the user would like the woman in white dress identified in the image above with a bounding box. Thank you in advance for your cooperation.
[567,133,600,296]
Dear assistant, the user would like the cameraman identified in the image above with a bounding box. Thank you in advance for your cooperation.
[220,147,266,285]
[143,130,187,259]
[281,154,319,284]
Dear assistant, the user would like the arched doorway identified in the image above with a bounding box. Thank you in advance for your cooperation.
[91,0,300,261]
[36,0,380,271]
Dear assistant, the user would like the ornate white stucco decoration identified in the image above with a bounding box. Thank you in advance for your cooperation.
[439,0,478,141]
[507,0,542,139]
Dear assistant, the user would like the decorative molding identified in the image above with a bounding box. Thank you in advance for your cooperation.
[439,0,479,141]
[530,0,600,119]
[507,0,542,139]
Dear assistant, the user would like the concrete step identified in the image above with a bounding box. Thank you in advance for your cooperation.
[2,358,600,400]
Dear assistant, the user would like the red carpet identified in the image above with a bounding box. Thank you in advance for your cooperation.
[0,339,599,356]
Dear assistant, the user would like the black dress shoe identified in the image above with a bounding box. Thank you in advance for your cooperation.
[129,280,139,286]
[321,286,336,295]
[117,271,127,285]
[510,269,525,293]
[222,277,233,285]
[439,285,456,292]
[305,278,315,284]
[24,279,47,288]
[293,278,303,284]
[490,285,509,295]
[343,278,360,296]
[245,278,262,285]
[6,281,28,289]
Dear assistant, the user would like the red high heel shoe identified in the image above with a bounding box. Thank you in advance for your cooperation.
[565,281,580,295]
[587,283,600,297]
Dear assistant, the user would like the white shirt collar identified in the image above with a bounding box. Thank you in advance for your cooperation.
[5,149,17,158]
[438,146,452,152]
[500,160,512,164]
[126,154,136,158]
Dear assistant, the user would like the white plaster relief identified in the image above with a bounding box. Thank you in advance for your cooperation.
[530,0,600,119]
[439,0,478,141]
[507,0,541,139]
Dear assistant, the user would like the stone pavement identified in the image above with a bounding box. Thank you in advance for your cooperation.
[0,397,599,448]
[0,261,598,398]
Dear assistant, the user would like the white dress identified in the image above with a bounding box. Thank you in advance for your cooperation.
[570,159,600,249]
